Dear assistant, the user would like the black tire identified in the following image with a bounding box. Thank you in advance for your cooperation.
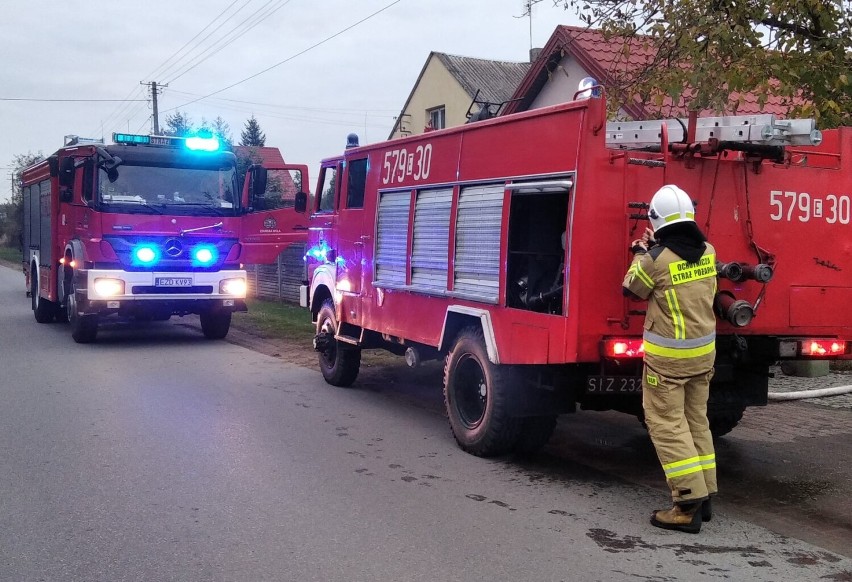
[200,310,232,339]
[513,415,558,456]
[708,406,745,438]
[443,326,521,457]
[68,282,98,343]
[32,266,56,324]
[316,299,361,386]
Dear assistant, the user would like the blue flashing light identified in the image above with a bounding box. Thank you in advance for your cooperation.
[134,245,160,265]
[192,245,218,266]
[304,240,331,263]
[186,136,221,152]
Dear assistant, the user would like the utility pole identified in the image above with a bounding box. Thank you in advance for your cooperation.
[141,81,168,135]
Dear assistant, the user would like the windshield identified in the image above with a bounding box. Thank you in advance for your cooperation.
[97,163,240,216]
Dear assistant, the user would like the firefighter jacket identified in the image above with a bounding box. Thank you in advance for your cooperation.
[623,243,718,378]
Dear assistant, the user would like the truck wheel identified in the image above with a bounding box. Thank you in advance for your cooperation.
[68,283,98,343]
[443,327,520,457]
[513,415,558,456]
[316,299,361,386]
[200,310,232,339]
[31,266,56,324]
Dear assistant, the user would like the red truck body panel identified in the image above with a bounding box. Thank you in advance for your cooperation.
[307,97,851,365]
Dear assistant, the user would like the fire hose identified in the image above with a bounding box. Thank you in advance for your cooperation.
[768,384,852,401]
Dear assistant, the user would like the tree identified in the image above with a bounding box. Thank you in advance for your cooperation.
[240,115,266,146]
[210,116,233,149]
[163,111,194,137]
[1,152,43,251]
[543,0,852,127]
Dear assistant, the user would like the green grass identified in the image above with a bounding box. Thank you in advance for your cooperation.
[233,298,315,342]
[0,246,22,265]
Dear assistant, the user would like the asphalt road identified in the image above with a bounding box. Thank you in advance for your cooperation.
[1,264,850,582]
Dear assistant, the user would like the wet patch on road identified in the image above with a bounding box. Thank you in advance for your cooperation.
[586,528,766,559]
[465,493,518,511]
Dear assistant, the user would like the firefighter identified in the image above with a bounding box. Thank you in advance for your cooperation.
[622,184,718,534]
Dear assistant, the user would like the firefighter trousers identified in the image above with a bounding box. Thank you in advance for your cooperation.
[642,365,717,504]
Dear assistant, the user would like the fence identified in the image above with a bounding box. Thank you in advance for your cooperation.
[245,243,306,304]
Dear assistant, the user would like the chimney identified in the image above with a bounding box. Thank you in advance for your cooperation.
[529,47,543,62]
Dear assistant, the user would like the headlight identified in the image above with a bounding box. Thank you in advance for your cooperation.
[220,278,246,297]
[94,278,125,297]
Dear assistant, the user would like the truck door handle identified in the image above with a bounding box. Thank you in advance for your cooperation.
[294,225,308,231]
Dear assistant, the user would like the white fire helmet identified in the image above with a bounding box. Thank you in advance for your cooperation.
[648,185,695,232]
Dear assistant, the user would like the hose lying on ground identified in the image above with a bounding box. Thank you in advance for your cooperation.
[768,385,852,401]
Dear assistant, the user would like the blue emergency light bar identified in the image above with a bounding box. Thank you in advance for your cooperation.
[112,132,221,152]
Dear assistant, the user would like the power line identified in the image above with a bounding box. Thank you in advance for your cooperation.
[92,86,148,138]
[162,0,404,114]
[165,0,294,84]
[0,97,147,102]
[143,0,245,83]
[97,1,247,137]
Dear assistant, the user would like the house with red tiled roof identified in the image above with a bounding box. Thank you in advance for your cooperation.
[503,25,796,119]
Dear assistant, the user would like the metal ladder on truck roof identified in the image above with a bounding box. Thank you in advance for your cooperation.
[605,114,822,149]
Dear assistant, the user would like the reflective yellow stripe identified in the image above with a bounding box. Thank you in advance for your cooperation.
[634,263,654,289]
[664,211,695,223]
[644,339,716,359]
[667,464,705,478]
[665,289,685,340]
[700,454,716,471]
[663,456,704,478]
[664,456,701,470]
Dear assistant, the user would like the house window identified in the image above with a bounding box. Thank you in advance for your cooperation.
[428,106,446,130]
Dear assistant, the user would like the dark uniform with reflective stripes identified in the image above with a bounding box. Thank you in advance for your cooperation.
[623,243,718,505]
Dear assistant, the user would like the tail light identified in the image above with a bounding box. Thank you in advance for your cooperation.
[780,339,849,358]
[602,338,644,358]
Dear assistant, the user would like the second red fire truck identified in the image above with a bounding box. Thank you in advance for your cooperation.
[300,91,852,456]
[21,133,308,343]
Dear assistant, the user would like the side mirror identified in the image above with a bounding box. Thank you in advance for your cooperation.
[58,157,75,188]
[250,166,268,198]
[48,155,60,177]
[294,191,308,213]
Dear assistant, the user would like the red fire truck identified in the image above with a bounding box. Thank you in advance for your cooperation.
[21,133,308,343]
[301,92,852,457]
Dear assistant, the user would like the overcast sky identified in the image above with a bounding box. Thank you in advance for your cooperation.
[0,0,581,202]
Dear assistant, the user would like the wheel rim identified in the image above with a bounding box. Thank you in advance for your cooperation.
[318,314,337,367]
[454,354,487,429]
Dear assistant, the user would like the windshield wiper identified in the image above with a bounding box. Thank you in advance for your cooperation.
[103,201,164,215]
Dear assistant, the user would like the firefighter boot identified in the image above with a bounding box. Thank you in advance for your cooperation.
[702,496,714,522]
[650,501,703,534]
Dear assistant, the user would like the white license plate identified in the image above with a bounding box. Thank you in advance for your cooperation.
[155,277,193,287]
[586,376,642,394]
